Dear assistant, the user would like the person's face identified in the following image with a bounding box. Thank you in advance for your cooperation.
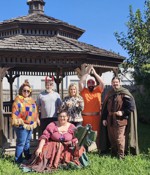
[45,81,54,92]
[111,78,121,90]
[69,86,77,97]
[87,79,95,92]
[58,112,69,125]
[22,86,31,98]
[87,85,95,92]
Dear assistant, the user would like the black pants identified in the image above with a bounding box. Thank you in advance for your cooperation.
[39,118,57,135]
[71,121,82,127]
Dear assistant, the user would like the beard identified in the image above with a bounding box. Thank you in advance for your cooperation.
[46,89,53,93]
[88,86,94,92]
[113,85,120,90]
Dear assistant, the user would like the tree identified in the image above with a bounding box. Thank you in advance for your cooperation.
[115,0,150,85]
[115,0,150,123]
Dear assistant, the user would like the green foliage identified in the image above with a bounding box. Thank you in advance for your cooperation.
[138,122,150,153]
[115,0,150,123]
[115,0,150,72]
[134,88,150,123]
[134,64,150,88]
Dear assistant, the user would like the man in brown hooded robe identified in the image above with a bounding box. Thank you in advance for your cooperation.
[99,77,139,159]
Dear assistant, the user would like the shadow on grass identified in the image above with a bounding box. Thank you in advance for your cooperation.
[0,154,14,163]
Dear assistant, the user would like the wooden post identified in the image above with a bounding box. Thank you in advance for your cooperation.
[0,67,10,148]
[61,77,64,99]
[5,71,20,102]
[54,68,65,96]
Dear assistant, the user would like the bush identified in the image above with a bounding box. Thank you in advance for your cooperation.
[134,86,150,124]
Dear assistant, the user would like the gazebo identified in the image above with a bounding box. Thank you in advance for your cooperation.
[0,0,124,150]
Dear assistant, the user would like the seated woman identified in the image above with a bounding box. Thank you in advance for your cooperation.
[21,110,87,173]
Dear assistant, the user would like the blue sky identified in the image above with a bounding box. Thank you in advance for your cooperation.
[0,0,145,58]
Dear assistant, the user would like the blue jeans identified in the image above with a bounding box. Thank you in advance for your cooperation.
[14,126,32,163]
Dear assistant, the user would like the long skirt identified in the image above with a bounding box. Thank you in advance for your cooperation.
[21,141,86,173]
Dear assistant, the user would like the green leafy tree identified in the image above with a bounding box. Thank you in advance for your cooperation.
[115,0,150,83]
[115,0,150,123]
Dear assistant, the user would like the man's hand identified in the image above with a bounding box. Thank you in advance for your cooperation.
[91,66,96,75]
[103,120,107,126]
[115,111,123,116]
[86,65,93,74]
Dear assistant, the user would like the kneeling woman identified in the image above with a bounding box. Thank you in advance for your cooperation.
[21,110,87,173]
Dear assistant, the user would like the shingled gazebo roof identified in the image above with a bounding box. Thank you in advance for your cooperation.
[0,0,124,77]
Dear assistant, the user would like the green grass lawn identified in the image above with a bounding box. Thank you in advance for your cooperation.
[0,122,150,175]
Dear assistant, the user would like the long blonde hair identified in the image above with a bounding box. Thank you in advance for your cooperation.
[68,83,79,97]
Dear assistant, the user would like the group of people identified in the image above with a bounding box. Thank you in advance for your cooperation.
[11,65,139,173]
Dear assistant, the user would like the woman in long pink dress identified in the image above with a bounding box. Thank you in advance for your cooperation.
[21,110,86,173]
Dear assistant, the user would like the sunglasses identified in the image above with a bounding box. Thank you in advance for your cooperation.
[59,115,68,118]
[22,89,30,93]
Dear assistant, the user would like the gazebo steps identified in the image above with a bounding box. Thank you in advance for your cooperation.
[2,146,37,156]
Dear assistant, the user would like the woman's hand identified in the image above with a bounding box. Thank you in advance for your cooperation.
[37,118,40,126]
[35,148,42,157]
[63,141,72,145]
[35,139,46,157]
[66,101,72,107]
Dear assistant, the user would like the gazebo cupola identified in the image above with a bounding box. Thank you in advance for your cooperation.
[27,0,45,14]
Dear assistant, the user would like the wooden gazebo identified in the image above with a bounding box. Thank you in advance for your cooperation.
[0,0,124,151]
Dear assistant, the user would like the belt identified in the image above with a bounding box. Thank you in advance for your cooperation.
[109,112,116,116]
[108,112,126,120]
[82,112,99,116]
